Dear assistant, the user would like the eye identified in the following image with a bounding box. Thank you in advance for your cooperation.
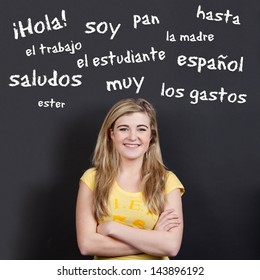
[119,127,128,132]
[138,127,148,132]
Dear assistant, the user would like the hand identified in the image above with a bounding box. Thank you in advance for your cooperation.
[154,208,181,231]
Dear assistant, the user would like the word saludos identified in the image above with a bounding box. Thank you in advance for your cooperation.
[9,69,82,87]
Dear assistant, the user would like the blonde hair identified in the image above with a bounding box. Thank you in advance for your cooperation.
[92,98,167,221]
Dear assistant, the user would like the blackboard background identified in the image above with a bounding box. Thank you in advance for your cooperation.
[0,0,259,259]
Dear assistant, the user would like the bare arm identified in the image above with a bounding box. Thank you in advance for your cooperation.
[97,189,184,257]
[76,180,141,257]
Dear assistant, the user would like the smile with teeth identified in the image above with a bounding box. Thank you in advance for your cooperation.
[123,143,141,148]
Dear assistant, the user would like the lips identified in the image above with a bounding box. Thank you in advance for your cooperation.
[123,143,141,148]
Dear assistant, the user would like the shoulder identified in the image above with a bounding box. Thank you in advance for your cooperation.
[165,170,185,195]
[80,167,96,191]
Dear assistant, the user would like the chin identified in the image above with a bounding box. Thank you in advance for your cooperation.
[121,153,145,161]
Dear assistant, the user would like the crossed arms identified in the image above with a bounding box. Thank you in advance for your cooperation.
[76,180,184,257]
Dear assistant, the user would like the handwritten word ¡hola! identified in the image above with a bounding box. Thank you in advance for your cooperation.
[13,10,67,39]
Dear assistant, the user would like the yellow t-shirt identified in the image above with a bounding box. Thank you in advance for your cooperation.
[80,168,184,260]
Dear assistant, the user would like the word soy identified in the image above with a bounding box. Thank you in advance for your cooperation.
[85,21,121,40]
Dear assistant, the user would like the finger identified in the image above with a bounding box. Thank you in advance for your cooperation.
[159,212,177,222]
[158,218,181,229]
[160,209,175,216]
[168,213,180,220]
[164,222,181,231]
[160,213,180,223]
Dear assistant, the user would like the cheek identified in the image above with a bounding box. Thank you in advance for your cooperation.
[110,132,123,146]
[145,134,152,146]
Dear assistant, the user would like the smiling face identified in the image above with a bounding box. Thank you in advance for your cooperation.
[110,112,152,162]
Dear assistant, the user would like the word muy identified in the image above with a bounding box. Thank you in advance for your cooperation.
[166,30,214,42]
[9,69,82,87]
[77,46,165,68]
[196,5,241,25]
[26,40,82,56]
[177,54,244,73]
[106,76,145,94]
[38,98,65,108]
[13,10,67,39]
[160,83,247,104]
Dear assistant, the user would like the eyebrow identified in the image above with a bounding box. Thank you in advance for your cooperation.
[116,124,149,129]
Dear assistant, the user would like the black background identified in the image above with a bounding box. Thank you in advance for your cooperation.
[0,0,259,259]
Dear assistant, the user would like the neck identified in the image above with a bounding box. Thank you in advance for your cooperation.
[119,157,144,176]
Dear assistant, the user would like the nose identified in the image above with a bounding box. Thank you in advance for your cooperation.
[128,129,137,141]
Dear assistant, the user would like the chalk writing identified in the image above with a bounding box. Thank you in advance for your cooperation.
[26,41,82,56]
[133,14,160,29]
[9,69,82,87]
[76,47,165,69]
[38,98,66,108]
[166,31,214,42]
[13,10,67,39]
[189,87,247,104]
[106,76,145,94]
[160,84,247,104]
[177,54,244,73]
[9,5,247,107]
[196,5,241,25]
[160,83,185,98]
[85,21,121,40]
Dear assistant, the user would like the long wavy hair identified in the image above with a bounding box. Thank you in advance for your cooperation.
[92,98,168,221]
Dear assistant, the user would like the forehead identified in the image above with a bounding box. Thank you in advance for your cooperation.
[115,112,150,126]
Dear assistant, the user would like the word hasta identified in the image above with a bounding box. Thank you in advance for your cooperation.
[13,10,67,39]
[196,5,241,25]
